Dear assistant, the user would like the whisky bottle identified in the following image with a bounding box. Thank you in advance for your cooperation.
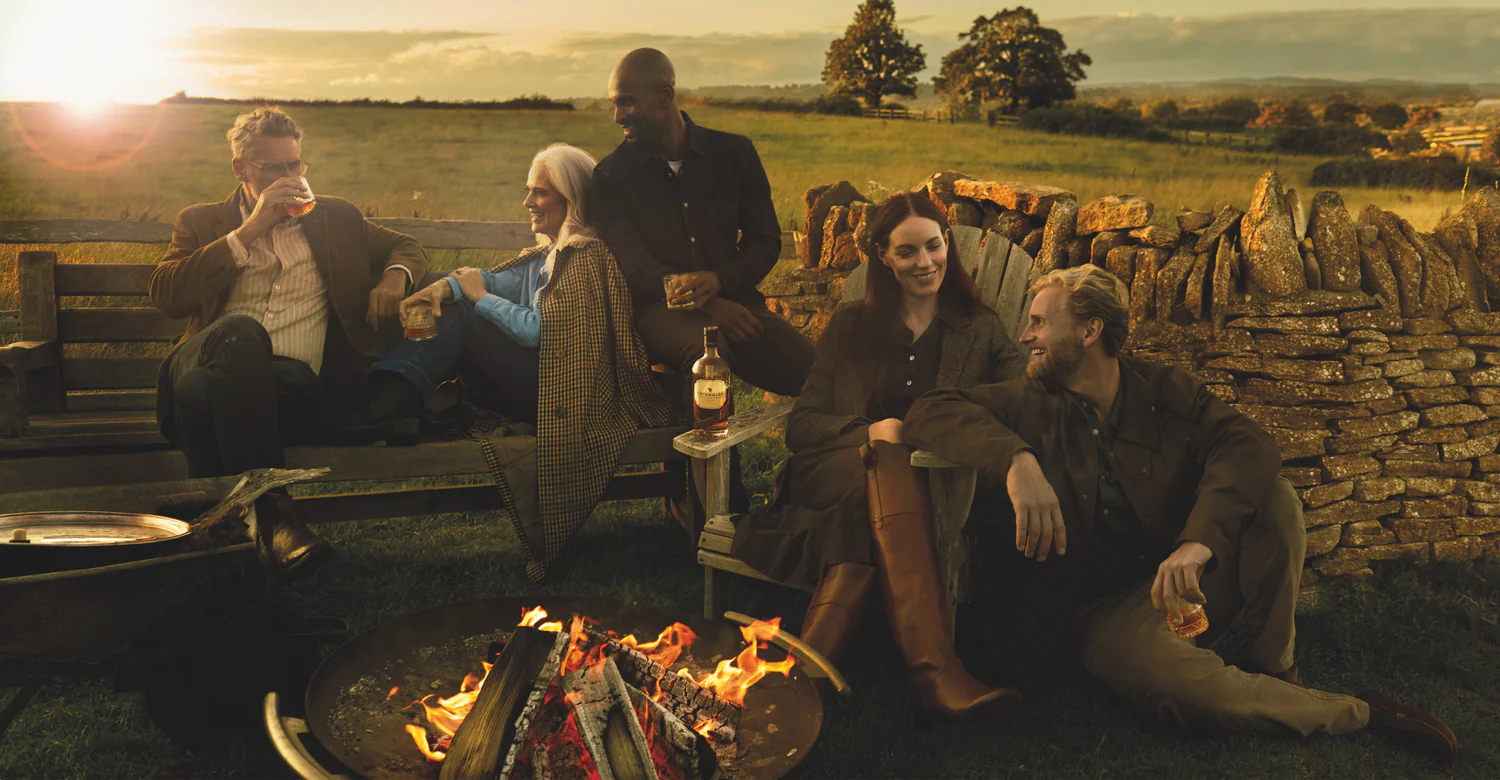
[692,326,731,440]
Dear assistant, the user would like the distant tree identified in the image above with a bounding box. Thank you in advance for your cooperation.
[1479,128,1500,163]
[822,0,927,109]
[1148,99,1180,123]
[1253,101,1316,129]
[1208,97,1261,127]
[1321,100,1362,125]
[1367,102,1409,130]
[1406,105,1442,127]
[1390,128,1431,156]
[935,7,1092,114]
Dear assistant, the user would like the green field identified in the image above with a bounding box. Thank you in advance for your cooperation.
[1,99,1464,228]
[3,102,1498,779]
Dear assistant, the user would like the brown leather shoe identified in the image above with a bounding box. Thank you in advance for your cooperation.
[1357,690,1458,761]
[863,441,1018,719]
[256,493,334,582]
[799,563,875,665]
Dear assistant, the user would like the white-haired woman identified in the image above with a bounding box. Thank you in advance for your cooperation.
[361,143,666,429]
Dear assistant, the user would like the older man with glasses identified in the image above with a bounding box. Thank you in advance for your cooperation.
[150,106,427,579]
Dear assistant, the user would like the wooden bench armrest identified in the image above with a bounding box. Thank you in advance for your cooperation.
[911,449,962,468]
[672,396,795,459]
[0,340,57,371]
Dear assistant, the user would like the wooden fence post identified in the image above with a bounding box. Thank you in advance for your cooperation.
[18,251,63,414]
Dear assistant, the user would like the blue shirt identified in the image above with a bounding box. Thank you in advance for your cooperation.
[445,247,553,348]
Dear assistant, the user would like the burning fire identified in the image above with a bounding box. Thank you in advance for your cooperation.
[696,618,795,707]
[405,606,792,764]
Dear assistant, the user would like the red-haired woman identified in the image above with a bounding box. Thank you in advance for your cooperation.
[733,191,1027,718]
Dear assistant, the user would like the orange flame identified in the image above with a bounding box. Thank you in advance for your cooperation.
[406,724,447,762]
[694,618,795,706]
[519,605,564,633]
[386,686,400,700]
[616,622,698,669]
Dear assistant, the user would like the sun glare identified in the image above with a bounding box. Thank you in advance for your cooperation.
[0,1,177,106]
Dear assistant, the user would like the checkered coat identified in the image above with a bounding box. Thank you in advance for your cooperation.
[487,233,672,580]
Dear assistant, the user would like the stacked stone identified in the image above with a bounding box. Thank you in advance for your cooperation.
[1122,175,1500,581]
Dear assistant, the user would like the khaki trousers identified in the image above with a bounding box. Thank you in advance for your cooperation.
[1072,478,1370,736]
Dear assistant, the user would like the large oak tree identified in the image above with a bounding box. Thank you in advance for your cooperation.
[822,0,926,109]
[935,7,1091,114]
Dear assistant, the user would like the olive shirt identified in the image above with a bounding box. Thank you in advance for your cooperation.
[904,355,1284,596]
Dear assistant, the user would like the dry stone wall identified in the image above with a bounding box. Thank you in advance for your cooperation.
[769,170,1500,582]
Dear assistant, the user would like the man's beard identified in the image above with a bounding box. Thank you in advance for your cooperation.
[1026,337,1084,383]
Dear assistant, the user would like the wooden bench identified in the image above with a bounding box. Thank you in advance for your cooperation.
[677,225,1038,622]
[0,219,795,534]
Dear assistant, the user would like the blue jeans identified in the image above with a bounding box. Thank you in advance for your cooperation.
[373,300,540,423]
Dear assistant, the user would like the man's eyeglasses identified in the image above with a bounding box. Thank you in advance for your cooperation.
[246,159,311,177]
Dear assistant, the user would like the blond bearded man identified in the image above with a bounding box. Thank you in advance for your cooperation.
[905,265,1456,759]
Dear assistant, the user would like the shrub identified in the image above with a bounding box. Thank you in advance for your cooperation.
[1310,157,1500,191]
[1367,102,1409,130]
[1208,97,1261,126]
[1019,102,1169,141]
[1389,129,1432,155]
[1253,101,1316,129]
[1322,100,1362,125]
[1482,128,1500,164]
[1406,106,1443,127]
[1273,124,1390,155]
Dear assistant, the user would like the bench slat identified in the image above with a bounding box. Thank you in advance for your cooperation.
[66,390,157,412]
[697,549,806,589]
[0,220,173,244]
[57,308,184,341]
[54,264,156,296]
[61,357,161,390]
[0,310,18,334]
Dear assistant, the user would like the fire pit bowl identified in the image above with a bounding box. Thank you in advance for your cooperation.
[266,596,825,780]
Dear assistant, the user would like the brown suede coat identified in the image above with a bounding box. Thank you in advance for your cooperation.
[904,355,1283,673]
[150,187,427,438]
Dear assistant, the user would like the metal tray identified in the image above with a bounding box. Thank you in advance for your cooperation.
[1,511,190,546]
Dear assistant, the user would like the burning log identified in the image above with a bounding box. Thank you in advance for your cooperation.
[440,626,557,780]
[498,623,580,779]
[561,656,658,780]
[582,628,741,742]
[626,685,714,780]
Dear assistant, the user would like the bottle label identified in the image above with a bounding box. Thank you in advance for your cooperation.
[694,379,728,410]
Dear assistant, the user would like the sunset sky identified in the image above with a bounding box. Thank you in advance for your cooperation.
[2,0,1498,106]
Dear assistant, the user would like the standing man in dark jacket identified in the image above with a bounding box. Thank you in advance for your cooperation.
[905,265,1456,758]
[151,107,427,578]
[592,48,815,397]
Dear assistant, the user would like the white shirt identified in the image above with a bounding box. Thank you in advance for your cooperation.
[223,205,330,374]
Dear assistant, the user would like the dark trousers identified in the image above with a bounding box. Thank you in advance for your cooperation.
[635,299,815,396]
[372,299,540,424]
[165,315,321,479]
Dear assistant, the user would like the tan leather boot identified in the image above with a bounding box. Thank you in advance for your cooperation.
[799,563,876,665]
[256,492,333,581]
[863,440,1017,719]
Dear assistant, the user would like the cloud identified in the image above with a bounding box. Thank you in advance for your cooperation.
[1053,8,1500,84]
[161,8,1500,101]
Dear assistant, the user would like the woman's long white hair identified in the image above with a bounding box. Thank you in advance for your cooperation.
[530,143,597,247]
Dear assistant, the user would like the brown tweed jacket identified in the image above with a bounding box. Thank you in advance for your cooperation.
[492,234,674,579]
[150,186,427,437]
[786,301,1028,453]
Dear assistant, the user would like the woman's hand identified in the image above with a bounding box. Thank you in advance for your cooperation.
[401,282,450,318]
[450,267,488,303]
[868,418,903,444]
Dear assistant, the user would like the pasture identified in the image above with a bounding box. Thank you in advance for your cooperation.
[1,102,1496,779]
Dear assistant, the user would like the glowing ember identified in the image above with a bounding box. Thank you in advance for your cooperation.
[386,686,400,700]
